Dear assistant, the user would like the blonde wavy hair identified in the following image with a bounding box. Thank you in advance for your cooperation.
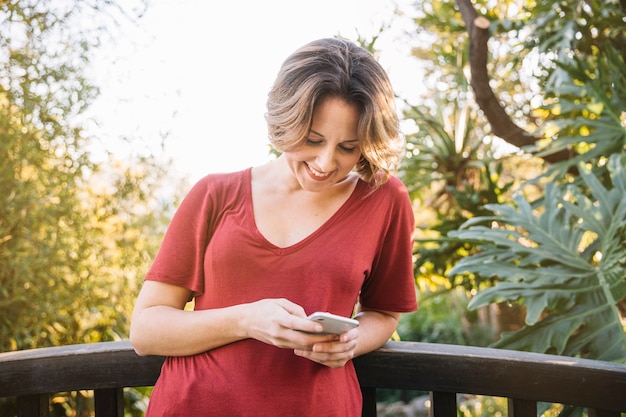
[266,38,403,187]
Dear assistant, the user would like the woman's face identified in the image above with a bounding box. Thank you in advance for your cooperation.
[283,96,362,192]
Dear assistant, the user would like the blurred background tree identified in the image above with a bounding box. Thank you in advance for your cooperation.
[0,1,183,414]
[397,0,626,368]
[0,0,172,352]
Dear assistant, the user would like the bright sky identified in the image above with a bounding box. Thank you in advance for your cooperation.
[88,0,422,184]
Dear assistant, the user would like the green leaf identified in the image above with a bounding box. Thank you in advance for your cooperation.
[450,155,626,361]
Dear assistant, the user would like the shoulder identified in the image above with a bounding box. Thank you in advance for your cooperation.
[194,169,248,189]
[187,169,249,197]
[350,175,413,226]
[378,175,409,195]
[176,169,249,214]
[358,175,410,203]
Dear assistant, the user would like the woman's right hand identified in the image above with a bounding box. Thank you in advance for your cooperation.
[131,281,335,357]
[241,298,338,350]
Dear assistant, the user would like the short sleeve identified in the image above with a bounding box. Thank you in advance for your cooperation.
[144,175,221,296]
[359,177,417,313]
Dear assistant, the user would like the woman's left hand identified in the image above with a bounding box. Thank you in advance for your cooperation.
[293,327,359,368]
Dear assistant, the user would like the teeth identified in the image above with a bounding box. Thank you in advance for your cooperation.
[307,163,329,177]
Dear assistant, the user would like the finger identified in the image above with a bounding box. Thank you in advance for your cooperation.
[292,318,325,334]
[274,298,307,318]
[294,349,353,368]
[270,300,320,332]
[313,329,357,352]
[291,332,337,351]
[313,338,357,354]
[338,327,359,343]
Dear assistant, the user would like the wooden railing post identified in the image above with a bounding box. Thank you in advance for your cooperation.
[360,387,377,417]
[17,394,49,417]
[508,398,537,417]
[431,391,456,417]
[94,388,124,417]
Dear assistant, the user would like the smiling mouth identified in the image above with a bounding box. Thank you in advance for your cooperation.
[305,162,331,178]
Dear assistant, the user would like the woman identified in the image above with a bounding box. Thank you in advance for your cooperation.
[130,37,417,416]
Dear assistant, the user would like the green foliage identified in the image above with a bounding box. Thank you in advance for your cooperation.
[398,0,626,367]
[1,1,176,414]
[536,40,626,178]
[399,0,547,296]
[0,0,165,354]
[411,0,540,123]
[400,76,518,292]
[450,155,626,362]
[526,0,626,176]
[398,287,496,346]
[2,1,91,350]
[457,395,509,417]
[524,0,626,65]
[440,0,626,365]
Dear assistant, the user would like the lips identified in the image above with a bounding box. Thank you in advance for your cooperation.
[305,162,331,180]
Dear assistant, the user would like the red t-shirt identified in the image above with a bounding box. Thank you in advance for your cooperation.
[144,168,417,417]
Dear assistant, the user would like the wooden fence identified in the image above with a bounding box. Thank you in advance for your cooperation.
[1,340,625,416]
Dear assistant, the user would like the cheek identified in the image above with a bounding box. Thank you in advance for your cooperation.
[344,152,362,168]
[284,149,307,163]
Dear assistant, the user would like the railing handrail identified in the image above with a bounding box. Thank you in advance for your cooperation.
[355,341,626,411]
[1,340,626,414]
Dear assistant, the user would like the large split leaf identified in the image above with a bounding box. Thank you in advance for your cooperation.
[450,155,626,362]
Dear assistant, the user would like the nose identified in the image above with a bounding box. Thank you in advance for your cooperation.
[315,146,337,172]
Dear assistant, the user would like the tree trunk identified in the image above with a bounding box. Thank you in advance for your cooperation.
[455,0,574,164]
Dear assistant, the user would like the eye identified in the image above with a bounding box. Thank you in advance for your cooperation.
[306,138,323,146]
[340,145,358,153]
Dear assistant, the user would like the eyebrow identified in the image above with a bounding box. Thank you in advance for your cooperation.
[310,129,359,143]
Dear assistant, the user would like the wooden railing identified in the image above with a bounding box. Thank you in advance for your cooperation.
[1,340,625,416]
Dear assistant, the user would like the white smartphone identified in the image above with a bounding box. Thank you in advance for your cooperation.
[306,312,359,335]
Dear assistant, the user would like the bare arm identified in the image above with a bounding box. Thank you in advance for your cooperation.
[130,280,334,357]
[352,306,401,357]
